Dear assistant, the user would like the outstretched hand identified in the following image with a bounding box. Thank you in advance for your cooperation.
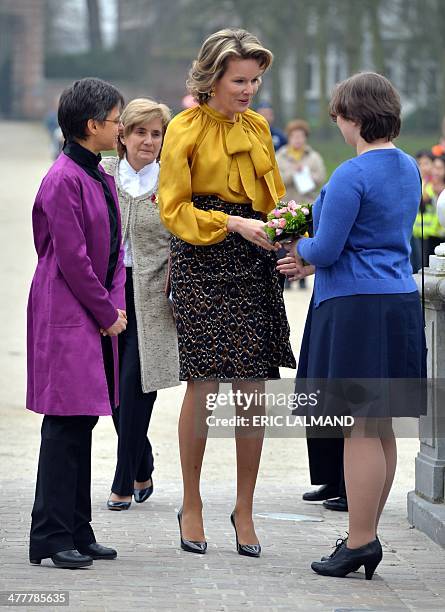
[227,216,280,251]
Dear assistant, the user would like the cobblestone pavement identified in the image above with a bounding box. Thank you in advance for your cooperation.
[0,122,444,611]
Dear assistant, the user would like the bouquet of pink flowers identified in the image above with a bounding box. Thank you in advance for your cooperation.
[264,200,312,242]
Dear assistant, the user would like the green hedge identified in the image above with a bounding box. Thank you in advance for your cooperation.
[45,49,130,80]
[310,132,438,178]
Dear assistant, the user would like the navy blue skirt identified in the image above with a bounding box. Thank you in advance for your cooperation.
[296,292,427,418]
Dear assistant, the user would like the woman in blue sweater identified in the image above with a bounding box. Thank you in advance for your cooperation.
[278,72,426,579]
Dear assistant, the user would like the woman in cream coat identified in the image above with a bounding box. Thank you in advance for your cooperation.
[276,119,326,204]
[101,98,179,511]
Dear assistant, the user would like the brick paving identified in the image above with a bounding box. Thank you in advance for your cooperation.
[0,122,444,611]
[1,479,444,611]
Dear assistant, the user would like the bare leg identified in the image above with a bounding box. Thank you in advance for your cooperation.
[178,380,219,541]
[343,420,386,549]
[375,420,397,532]
[232,381,265,545]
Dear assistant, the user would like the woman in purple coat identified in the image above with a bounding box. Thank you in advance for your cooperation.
[27,78,127,569]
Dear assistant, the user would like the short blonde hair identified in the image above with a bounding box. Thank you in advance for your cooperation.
[187,28,273,105]
[117,98,171,159]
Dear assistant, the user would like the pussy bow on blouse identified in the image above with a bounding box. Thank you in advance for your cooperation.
[159,104,285,245]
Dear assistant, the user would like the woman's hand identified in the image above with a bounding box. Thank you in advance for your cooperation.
[276,254,304,281]
[277,254,315,281]
[299,264,315,278]
[228,216,279,251]
[281,238,315,279]
[101,309,127,336]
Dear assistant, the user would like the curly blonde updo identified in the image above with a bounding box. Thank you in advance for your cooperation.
[186,28,273,105]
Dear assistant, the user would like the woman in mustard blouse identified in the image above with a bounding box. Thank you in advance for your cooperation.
[159,28,295,557]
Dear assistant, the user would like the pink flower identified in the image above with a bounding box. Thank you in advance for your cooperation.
[273,209,282,218]
[301,207,310,216]
[278,218,287,228]
[271,218,280,227]
[276,228,283,235]
[287,200,297,210]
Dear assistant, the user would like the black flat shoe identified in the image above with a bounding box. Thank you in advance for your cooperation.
[77,542,117,560]
[30,549,93,569]
[107,496,131,511]
[302,484,340,502]
[230,512,261,558]
[312,538,382,580]
[134,481,153,503]
[177,508,207,554]
[323,497,348,512]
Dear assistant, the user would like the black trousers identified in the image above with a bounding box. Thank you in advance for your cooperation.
[307,434,346,497]
[111,268,157,496]
[29,415,98,559]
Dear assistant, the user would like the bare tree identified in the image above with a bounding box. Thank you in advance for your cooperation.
[91,0,444,132]
[294,0,309,118]
[44,0,87,53]
[315,0,329,134]
[343,0,363,75]
[367,0,385,74]
[424,0,445,127]
[86,0,103,51]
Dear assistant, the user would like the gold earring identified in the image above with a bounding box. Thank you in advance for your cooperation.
[209,89,215,97]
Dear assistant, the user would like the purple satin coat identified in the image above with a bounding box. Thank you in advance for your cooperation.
[26,153,126,416]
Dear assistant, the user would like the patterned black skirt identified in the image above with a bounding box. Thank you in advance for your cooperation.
[170,195,296,381]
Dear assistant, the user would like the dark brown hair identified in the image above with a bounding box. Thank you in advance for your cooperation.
[329,72,401,143]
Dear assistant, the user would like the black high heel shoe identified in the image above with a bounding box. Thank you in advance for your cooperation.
[177,508,207,554]
[320,534,379,562]
[230,512,261,558]
[320,536,347,561]
[134,479,153,503]
[107,495,131,511]
[311,538,382,580]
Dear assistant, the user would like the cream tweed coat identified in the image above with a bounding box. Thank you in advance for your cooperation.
[101,155,180,392]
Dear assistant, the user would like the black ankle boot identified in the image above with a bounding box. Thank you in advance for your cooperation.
[312,538,382,580]
[320,536,347,561]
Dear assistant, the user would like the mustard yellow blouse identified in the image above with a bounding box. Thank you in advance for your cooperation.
[158,103,285,245]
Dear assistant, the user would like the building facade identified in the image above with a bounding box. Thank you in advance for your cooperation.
[0,0,45,119]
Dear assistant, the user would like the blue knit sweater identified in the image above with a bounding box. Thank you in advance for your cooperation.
[297,148,420,307]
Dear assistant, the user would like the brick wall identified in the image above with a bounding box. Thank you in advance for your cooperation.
[0,0,45,118]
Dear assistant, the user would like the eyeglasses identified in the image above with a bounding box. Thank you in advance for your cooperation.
[103,118,121,125]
